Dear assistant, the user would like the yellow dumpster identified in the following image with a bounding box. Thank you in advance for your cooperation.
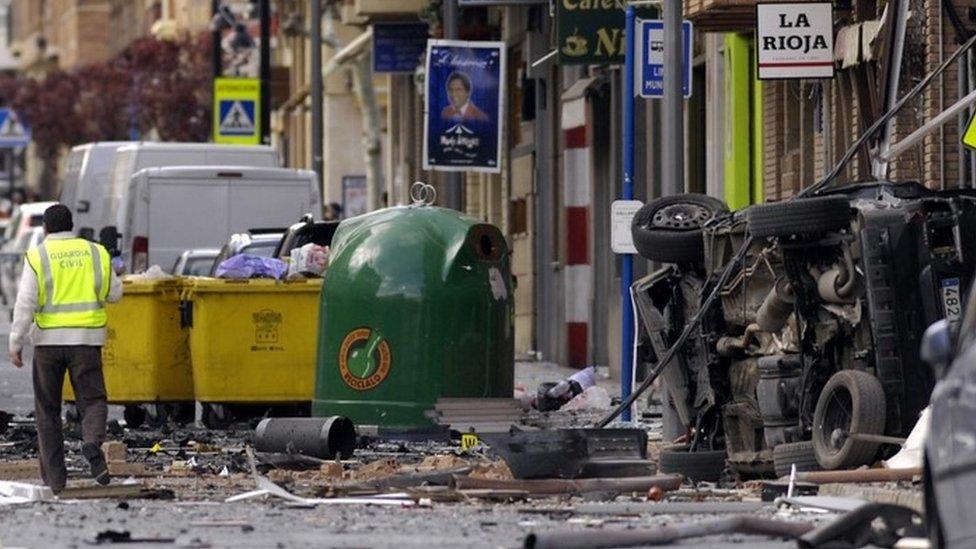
[186,278,322,409]
[64,278,193,407]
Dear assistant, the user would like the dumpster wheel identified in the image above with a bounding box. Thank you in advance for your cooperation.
[201,403,233,429]
[123,405,146,429]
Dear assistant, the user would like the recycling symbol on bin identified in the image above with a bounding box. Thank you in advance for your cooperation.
[338,327,392,391]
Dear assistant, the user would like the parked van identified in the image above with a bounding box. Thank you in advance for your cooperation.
[106,143,279,239]
[59,142,134,239]
[115,167,320,272]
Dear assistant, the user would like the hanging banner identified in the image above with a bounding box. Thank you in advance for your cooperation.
[756,2,835,80]
[423,40,505,173]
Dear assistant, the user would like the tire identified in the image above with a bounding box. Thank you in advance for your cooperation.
[631,194,728,264]
[773,441,822,478]
[659,447,727,482]
[747,196,852,239]
[812,370,887,470]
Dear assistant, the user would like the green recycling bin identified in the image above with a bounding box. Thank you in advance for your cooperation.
[313,205,514,428]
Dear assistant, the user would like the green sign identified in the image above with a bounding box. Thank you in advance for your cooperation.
[558,0,625,65]
[557,1,657,65]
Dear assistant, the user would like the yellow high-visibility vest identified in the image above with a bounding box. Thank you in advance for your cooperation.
[25,238,111,329]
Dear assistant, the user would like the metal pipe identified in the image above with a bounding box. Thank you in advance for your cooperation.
[810,31,976,196]
[878,87,976,162]
[846,433,907,445]
[451,474,684,495]
[524,515,814,549]
[253,417,357,459]
[311,0,324,197]
[259,0,271,144]
[620,5,636,422]
[874,0,909,178]
[795,467,921,484]
[662,0,684,196]
[442,0,463,211]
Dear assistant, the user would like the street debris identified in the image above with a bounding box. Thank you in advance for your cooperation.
[480,428,648,479]
[797,503,925,548]
[451,474,684,496]
[525,515,815,549]
[428,398,525,433]
[533,366,597,412]
[252,416,356,459]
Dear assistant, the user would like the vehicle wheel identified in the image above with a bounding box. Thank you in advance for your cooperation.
[659,446,727,482]
[773,441,822,478]
[123,405,146,429]
[747,196,851,239]
[201,403,232,429]
[631,194,728,264]
[924,453,945,549]
[812,370,886,470]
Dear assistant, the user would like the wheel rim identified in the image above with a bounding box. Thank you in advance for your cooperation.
[816,385,854,458]
[651,203,711,230]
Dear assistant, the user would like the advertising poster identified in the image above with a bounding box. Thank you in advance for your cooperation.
[423,40,505,173]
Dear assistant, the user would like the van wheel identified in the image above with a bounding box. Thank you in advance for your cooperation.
[812,370,886,470]
[659,445,727,482]
[747,196,851,239]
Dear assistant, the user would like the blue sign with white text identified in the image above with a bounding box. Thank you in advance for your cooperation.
[373,23,429,74]
[638,20,693,99]
[423,40,505,173]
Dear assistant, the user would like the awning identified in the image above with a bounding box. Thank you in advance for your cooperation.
[279,28,374,111]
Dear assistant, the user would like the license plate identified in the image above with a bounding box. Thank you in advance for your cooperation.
[941,278,962,323]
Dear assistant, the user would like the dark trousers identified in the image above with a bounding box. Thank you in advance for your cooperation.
[32,345,107,490]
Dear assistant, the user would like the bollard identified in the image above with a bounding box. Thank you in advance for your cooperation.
[253,417,357,460]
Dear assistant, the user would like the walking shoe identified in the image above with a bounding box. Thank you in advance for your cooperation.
[81,442,110,486]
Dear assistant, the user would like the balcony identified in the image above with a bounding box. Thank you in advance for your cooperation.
[683,0,761,32]
[354,0,429,20]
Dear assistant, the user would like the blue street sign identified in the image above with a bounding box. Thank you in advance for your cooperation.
[0,108,31,147]
[637,19,693,99]
[373,22,429,74]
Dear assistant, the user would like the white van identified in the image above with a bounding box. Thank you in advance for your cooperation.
[117,167,320,272]
[106,143,279,238]
[59,142,134,239]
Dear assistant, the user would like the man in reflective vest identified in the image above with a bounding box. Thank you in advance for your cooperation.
[8,204,122,493]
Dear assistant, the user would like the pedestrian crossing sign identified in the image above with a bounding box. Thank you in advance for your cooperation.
[219,100,255,135]
[0,108,30,147]
[964,110,976,151]
[213,77,261,144]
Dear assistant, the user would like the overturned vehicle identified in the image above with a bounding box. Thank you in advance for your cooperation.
[631,181,976,476]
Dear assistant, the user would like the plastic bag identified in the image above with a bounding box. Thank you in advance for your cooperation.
[287,243,329,278]
[215,254,288,280]
[561,386,612,411]
[123,265,171,281]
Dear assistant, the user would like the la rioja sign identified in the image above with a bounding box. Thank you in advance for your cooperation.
[756,2,834,80]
